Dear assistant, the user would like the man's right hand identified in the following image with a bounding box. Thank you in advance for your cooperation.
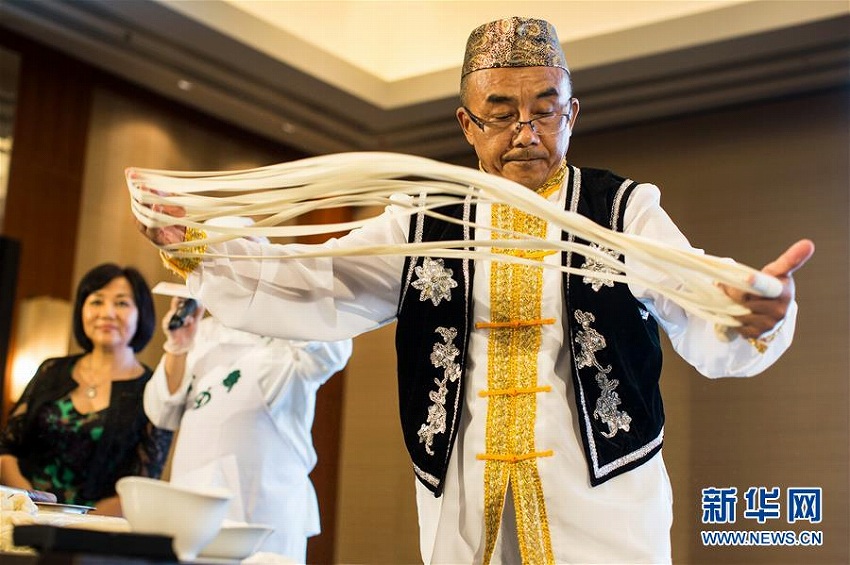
[134,197,188,247]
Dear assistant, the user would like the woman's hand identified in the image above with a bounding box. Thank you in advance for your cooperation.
[162,297,206,355]
[90,495,123,516]
[161,297,205,394]
[0,455,34,490]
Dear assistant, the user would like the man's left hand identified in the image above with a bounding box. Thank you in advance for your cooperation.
[721,239,815,339]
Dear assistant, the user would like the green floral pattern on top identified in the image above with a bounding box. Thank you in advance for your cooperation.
[190,369,242,410]
[29,396,105,506]
[193,388,212,410]
[223,369,241,392]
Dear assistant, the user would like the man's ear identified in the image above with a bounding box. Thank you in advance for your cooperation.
[456,107,476,146]
[567,97,580,132]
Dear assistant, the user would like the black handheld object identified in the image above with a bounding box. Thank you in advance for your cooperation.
[168,298,198,330]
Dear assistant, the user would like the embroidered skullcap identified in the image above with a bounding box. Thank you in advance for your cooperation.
[461,17,568,78]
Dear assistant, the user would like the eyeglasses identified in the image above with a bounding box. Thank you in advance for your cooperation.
[463,104,573,136]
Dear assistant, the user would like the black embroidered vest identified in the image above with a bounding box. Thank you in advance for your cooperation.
[395,166,664,495]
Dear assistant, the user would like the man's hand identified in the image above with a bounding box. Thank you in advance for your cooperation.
[134,190,188,246]
[721,239,815,339]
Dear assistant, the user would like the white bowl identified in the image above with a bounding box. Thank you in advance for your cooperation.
[199,522,274,560]
[116,476,232,561]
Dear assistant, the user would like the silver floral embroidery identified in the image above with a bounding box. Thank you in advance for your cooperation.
[593,373,632,438]
[574,310,631,438]
[581,243,621,291]
[417,327,461,455]
[412,257,458,306]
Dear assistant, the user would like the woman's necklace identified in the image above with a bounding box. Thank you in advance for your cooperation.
[78,353,141,399]
[78,355,121,399]
[78,357,102,399]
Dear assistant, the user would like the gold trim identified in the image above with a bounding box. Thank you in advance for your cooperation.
[159,227,207,280]
[747,319,785,354]
[536,159,567,199]
[480,190,556,563]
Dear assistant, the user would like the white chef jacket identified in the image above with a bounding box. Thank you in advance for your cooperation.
[185,180,796,564]
[144,317,352,562]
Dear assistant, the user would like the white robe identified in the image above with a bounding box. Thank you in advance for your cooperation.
[144,317,352,562]
[185,182,795,564]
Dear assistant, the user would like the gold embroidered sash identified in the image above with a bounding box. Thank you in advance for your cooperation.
[477,163,565,563]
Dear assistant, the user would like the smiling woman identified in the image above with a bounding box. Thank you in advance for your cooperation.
[0,264,172,516]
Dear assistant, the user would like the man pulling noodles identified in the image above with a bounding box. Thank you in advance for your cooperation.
[133,17,814,565]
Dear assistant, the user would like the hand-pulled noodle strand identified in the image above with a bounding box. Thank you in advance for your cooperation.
[192,243,748,327]
[127,151,781,327]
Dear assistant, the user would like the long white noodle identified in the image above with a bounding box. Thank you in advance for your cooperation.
[127,151,782,327]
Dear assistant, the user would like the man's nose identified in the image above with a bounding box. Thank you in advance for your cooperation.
[512,121,540,145]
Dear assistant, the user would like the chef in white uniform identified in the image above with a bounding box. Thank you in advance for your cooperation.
[144,275,352,562]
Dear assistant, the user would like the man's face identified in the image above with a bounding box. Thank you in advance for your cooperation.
[457,67,579,190]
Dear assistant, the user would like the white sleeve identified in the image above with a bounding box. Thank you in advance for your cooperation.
[187,202,411,341]
[258,338,354,406]
[623,184,796,378]
[143,355,193,431]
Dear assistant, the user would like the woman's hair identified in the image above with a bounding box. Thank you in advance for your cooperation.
[72,263,155,352]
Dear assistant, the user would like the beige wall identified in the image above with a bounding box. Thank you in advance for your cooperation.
[71,84,848,564]
[71,86,285,368]
[336,323,420,563]
[334,87,849,564]
[570,86,849,564]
